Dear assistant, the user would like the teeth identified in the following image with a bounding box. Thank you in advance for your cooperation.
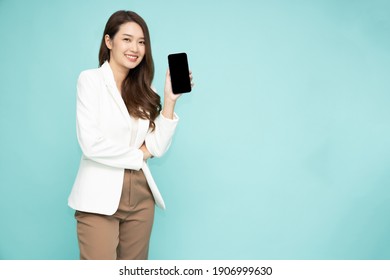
[126,55,137,59]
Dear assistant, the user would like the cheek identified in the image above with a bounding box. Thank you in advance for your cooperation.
[110,43,124,56]
[140,46,146,57]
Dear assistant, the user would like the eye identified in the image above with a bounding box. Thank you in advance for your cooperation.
[123,38,131,42]
[139,41,145,45]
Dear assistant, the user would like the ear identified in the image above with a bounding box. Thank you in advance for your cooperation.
[104,34,112,50]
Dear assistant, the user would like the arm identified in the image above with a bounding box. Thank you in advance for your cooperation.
[143,69,194,158]
[76,71,144,170]
[144,69,182,157]
[144,113,179,158]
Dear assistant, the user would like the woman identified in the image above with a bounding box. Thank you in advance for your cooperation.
[68,10,193,260]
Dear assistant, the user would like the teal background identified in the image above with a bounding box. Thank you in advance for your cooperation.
[0,0,389,259]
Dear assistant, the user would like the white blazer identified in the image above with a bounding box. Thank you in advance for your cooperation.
[68,61,178,215]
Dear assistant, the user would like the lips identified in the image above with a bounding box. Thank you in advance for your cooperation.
[125,54,138,62]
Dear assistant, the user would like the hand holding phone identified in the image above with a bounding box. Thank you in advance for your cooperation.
[168,53,192,94]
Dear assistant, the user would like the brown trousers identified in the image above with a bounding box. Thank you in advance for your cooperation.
[75,169,155,260]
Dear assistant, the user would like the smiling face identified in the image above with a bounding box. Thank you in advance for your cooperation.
[105,21,146,74]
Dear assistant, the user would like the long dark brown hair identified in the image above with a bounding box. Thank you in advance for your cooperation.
[99,10,161,130]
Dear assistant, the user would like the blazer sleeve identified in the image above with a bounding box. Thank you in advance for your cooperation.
[76,71,144,170]
[145,112,179,158]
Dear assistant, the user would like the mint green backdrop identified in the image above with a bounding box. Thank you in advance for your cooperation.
[0,0,389,260]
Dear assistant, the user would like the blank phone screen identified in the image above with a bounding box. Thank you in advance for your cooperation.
[168,53,191,94]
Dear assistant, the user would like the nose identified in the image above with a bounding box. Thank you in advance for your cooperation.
[130,41,138,52]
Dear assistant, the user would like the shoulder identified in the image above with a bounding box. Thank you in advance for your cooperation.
[77,66,104,89]
[78,67,101,82]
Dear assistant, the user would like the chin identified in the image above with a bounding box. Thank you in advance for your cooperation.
[126,62,141,70]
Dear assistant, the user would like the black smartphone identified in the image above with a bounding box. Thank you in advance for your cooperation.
[168,52,191,94]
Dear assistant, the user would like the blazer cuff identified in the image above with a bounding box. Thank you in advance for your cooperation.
[159,112,179,123]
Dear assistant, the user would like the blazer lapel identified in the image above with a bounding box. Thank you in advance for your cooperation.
[100,61,132,129]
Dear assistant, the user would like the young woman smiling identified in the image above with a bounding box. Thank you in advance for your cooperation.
[68,10,193,260]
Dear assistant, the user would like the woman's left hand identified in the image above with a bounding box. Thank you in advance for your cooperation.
[164,69,194,102]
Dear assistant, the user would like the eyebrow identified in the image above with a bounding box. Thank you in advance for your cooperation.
[122,33,145,40]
